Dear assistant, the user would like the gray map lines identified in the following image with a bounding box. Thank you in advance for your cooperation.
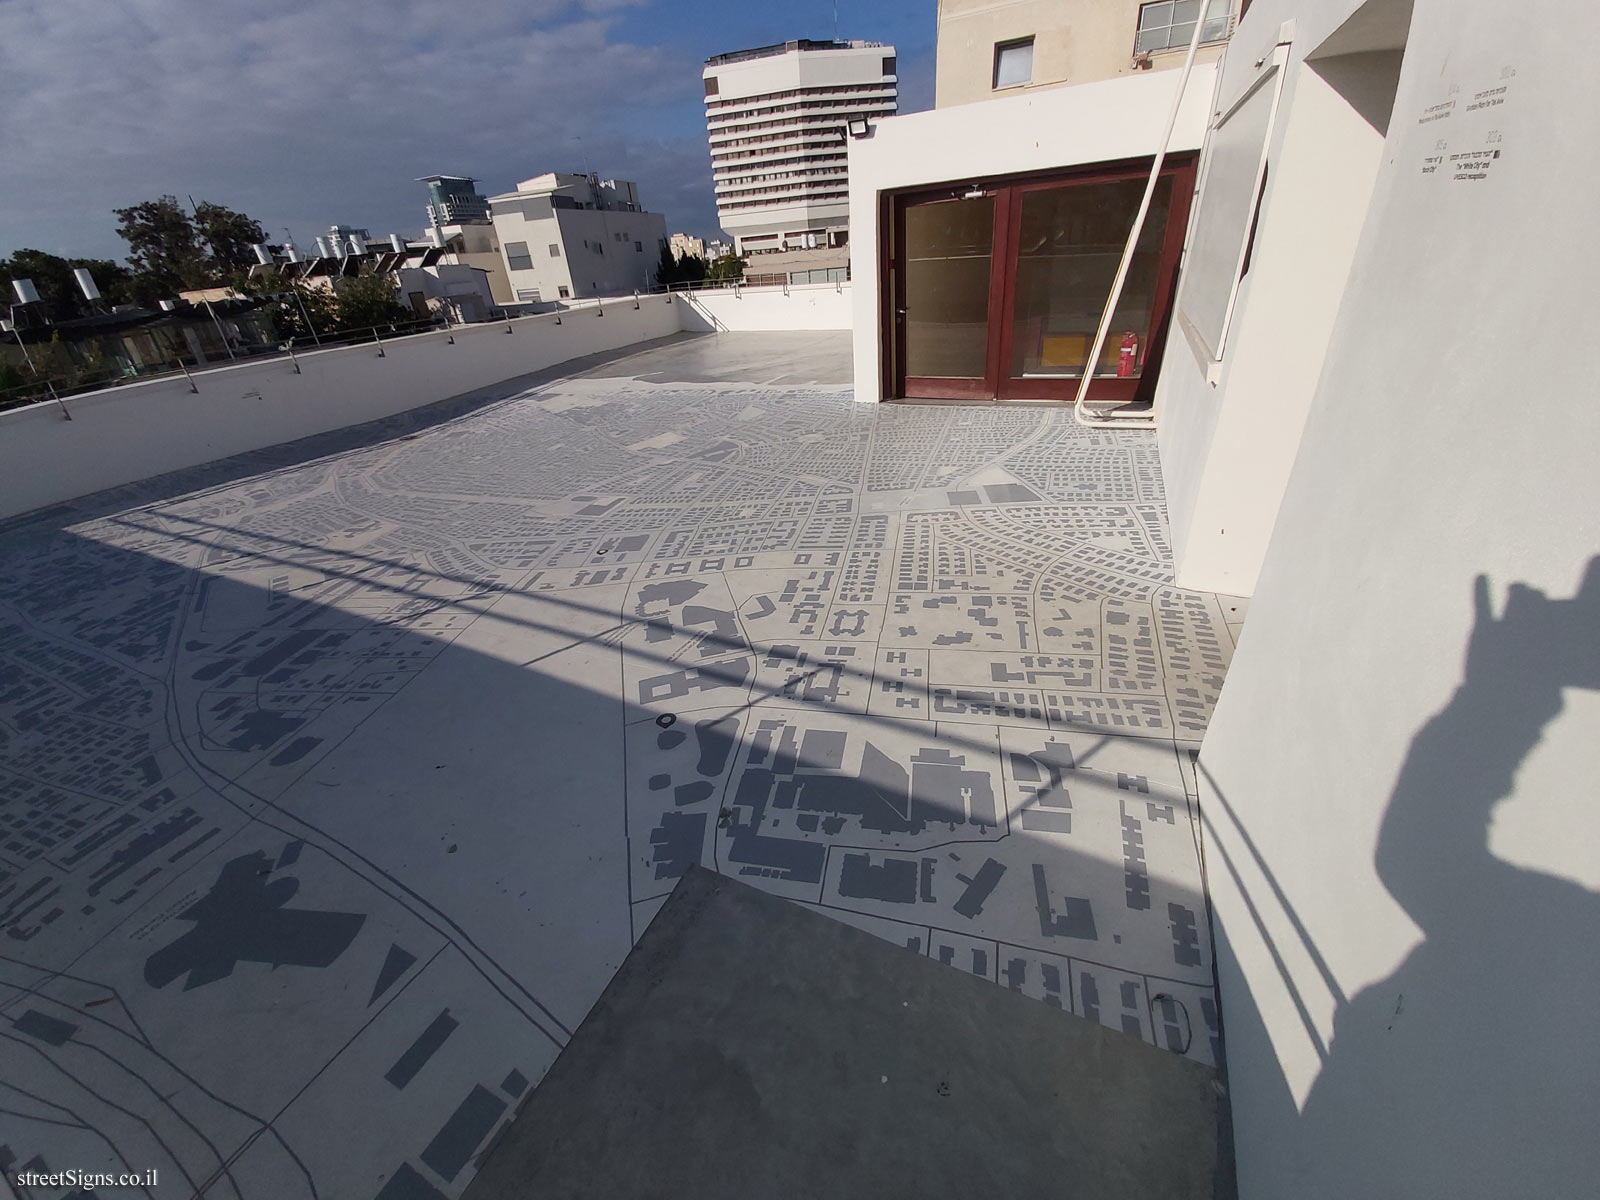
[0,359,1238,1198]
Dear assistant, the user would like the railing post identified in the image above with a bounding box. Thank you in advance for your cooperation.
[48,380,72,421]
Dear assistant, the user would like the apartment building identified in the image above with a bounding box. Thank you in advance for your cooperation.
[935,0,1238,107]
[487,172,668,302]
[702,39,897,273]
[668,232,706,260]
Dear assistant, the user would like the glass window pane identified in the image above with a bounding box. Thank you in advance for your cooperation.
[994,40,1033,89]
[1167,20,1198,48]
[1136,27,1169,53]
[903,196,994,379]
[1139,1,1173,30]
[1172,0,1202,23]
[1009,175,1174,380]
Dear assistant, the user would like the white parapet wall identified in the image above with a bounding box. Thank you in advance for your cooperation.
[673,281,852,333]
[0,299,681,521]
[0,283,859,523]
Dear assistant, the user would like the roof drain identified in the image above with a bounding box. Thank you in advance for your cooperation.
[1073,9,1209,430]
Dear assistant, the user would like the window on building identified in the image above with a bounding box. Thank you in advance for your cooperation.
[882,56,896,76]
[1136,0,1231,54]
[558,285,570,298]
[548,243,560,257]
[993,37,1034,89]
[592,242,604,255]
[505,241,533,271]
[634,241,643,252]
[704,76,719,96]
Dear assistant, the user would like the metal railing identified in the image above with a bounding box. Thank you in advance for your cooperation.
[0,317,446,415]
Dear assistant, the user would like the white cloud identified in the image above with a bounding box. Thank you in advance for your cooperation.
[0,0,721,258]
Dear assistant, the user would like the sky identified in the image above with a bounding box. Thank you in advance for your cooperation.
[0,0,937,263]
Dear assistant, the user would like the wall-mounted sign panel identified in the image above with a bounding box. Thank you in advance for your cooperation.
[1176,42,1292,369]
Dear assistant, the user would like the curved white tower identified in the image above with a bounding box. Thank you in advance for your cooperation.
[703,39,897,260]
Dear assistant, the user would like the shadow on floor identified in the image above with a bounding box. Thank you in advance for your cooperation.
[463,866,1228,1200]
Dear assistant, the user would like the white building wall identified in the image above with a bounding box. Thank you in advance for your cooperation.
[492,200,666,302]
[846,65,1216,403]
[674,282,852,332]
[553,208,667,298]
[1154,0,1407,595]
[1187,0,1600,1195]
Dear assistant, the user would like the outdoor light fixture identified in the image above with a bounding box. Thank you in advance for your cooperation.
[846,116,871,138]
[963,185,987,199]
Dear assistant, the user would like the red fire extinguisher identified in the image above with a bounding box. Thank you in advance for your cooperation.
[1117,331,1138,378]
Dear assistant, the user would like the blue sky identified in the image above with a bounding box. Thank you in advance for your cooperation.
[0,0,936,263]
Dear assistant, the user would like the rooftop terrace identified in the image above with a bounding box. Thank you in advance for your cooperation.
[0,332,1242,1197]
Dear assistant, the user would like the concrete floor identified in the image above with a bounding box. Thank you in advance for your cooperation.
[0,333,1238,1198]
[463,867,1226,1200]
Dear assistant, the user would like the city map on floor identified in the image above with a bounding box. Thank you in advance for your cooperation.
[0,338,1243,1198]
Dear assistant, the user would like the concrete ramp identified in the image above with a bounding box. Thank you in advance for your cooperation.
[464,867,1228,1199]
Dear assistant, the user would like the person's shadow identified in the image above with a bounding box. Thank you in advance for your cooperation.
[1292,558,1600,1196]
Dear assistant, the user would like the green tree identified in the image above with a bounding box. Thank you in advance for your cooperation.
[707,253,746,284]
[113,196,210,300]
[654,246,708,289]
[654,244,680,288]
[238,274,338,342]
[193,201,267,280]
[331,274,412,331]
[0,249,134,320]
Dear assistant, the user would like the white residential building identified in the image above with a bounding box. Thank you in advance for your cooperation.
[702,39,897,260]
[415,175,514,304]
[487,172,668,302]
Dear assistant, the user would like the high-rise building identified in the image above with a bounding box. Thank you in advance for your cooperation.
[419,175,491,228]
[702,39,897,266]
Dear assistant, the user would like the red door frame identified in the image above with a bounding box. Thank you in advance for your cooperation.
[895,189,1012,401]
[887,154,1197,405]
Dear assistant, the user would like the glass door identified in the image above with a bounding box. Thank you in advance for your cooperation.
[896,191,1003,400]
[999,172,1181,403]
[890,160,1195,404]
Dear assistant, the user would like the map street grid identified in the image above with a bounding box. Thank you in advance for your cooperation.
[0,339,1242,1198]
